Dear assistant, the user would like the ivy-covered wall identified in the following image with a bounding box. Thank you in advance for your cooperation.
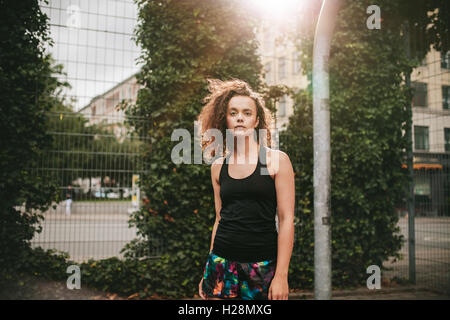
[123,0,266,298]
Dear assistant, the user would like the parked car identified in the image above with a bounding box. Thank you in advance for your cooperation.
[106,191,120,199]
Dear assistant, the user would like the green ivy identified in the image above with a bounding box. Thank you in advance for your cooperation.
[123,0,266,298]
[283,0,449,289]
[0,0,60,280]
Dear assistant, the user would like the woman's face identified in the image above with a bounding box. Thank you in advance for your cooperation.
[226,95,259,138]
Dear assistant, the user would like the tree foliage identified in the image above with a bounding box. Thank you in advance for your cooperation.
[0,0,60,278]
[123,0,265,297]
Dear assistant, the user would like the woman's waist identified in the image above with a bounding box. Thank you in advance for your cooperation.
[217,219,277,234]
[215,225,278,243]
[212,239,277,263]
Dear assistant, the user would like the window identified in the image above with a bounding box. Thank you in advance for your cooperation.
[443,85,450,110]
[445,128,450,152]
[414,175,431,196]
[441,51,450,69]
[412,82,427,107]
[263,29,273,52]
[278,96,286,117]
[278,57,286,79]
[293,52,301,74]
[91,105,96,117]
[420,56,427,66]
[264,62,272,83]
[106,92,119,111]
[414,125,429,151]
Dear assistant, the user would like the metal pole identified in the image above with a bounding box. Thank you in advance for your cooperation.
[404,22,416,284]
[312,0,341,300]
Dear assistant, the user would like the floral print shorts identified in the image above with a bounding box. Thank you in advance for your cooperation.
[202,252,276,300]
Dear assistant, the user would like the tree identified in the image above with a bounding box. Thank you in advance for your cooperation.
[0,0,60,278]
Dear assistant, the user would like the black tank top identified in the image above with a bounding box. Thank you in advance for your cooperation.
[212,144,278,262]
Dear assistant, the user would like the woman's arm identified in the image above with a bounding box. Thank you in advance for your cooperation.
[200,157,224,299]
[269,151,295,300]
[208,157,223,253]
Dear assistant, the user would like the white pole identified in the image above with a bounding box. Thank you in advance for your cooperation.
[312,0,341,300]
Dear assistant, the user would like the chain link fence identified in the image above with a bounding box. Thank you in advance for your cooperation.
[383,47,450,294]
[29,111,156,262]
[32,0,449,294]
[30,0,154,263]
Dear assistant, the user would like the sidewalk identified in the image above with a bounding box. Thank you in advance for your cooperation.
[186,285,450,300]
[287,285,450,300]
[41,212,130,221]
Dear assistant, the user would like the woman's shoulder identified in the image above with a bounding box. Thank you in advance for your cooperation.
[211,156,226,184]
[211,155,226,166]
[263,146,290,160]
[262,146,292,177]
[211,155,226,173]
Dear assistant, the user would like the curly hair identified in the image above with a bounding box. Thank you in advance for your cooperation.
[197,78,273,160]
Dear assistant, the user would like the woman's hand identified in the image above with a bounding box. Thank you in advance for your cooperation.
[268,275,289,300]
[199,278,207,300]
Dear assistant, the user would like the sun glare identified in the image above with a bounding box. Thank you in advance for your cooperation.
[247,0,303,20]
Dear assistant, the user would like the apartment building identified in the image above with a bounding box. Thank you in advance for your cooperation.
[78,73,142,139]
[409,48,450,216]
[256,22,309,132]
[258,22,449,215]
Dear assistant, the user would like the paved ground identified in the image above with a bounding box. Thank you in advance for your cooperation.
[2,274,449,300]
[382,217,450,294]
[27,206,450,297]
[287,286,450,300]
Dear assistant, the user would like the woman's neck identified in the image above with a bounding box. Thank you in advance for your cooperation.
[231,135,259,165]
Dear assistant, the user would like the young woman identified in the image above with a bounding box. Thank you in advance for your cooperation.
[196,78,295,300]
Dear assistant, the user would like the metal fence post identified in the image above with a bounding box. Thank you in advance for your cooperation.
[312,0,341,300]
[404,22,416,284]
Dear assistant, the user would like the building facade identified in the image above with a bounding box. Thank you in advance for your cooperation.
[256,21,309,132]
[78,73,142,139]
[410,49,450,216]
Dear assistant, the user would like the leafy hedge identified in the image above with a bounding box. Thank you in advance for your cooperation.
[0,0,60,280]
[284,0,448,288]
[122,0,267,298]
[121,0,411,297]
[8,0,450,300]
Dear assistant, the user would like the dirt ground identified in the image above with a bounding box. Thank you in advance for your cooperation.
[0,274,129,300]
[1,274,449,300]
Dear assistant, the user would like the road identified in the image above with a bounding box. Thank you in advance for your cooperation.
[383,217,450,294]
[31,215,140,262]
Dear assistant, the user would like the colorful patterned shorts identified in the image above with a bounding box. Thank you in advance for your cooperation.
[202,252,276,300]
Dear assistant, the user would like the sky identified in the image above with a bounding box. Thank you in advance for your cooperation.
[40,0,142,111]
[39,0,305,112]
